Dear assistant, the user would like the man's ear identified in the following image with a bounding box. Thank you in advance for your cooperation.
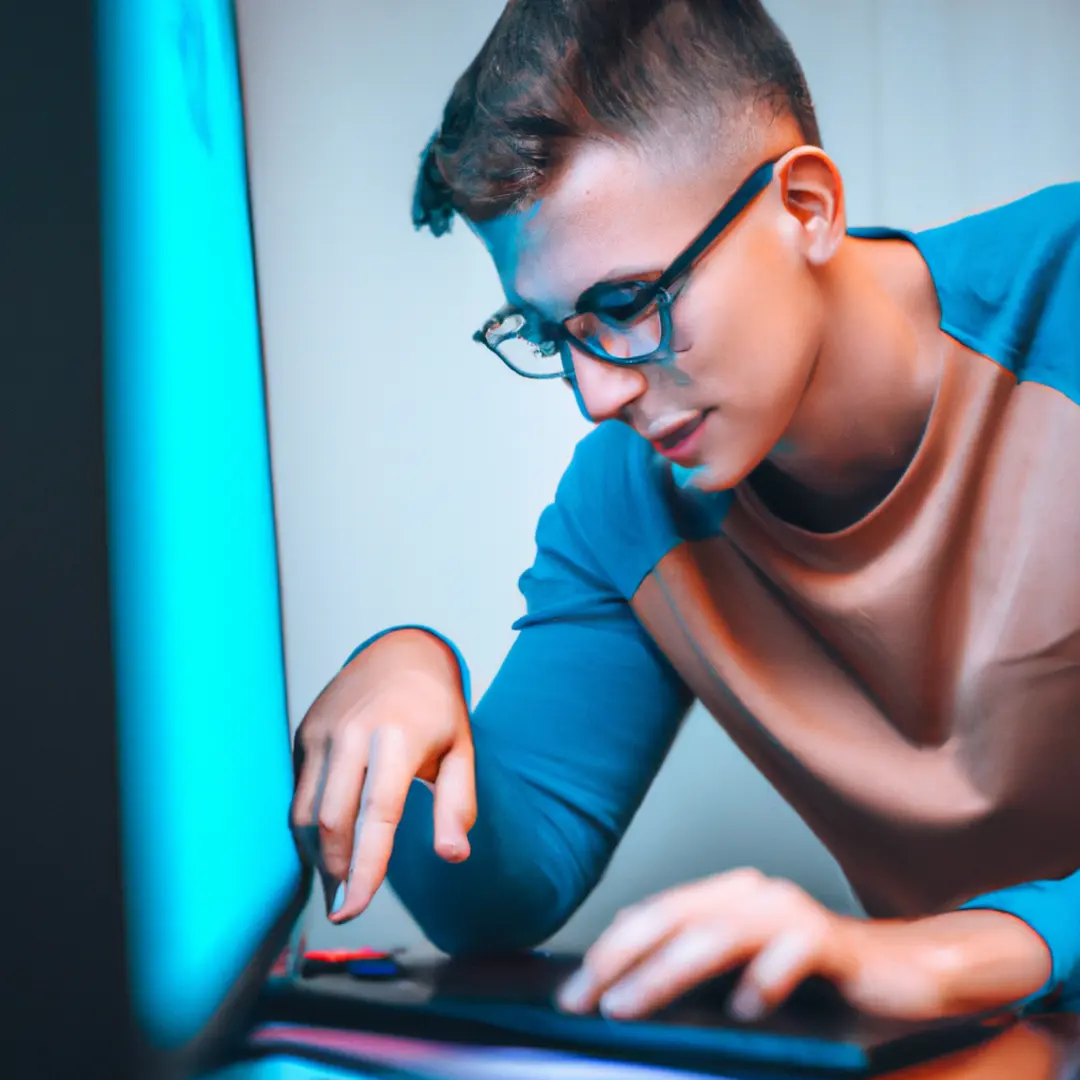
[776,148,846,267]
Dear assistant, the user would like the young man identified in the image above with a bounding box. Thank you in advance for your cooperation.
[291,0,1080,1024]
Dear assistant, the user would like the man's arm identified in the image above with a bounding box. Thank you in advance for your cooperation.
[385,613,692,954]
[383,423,693,954]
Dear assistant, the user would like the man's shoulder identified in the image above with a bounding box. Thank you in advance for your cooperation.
[546,422,735,599]
[542,422,683,600]
[562,419,654,483]
[917,183,1080,275]
[914,183,1080,397]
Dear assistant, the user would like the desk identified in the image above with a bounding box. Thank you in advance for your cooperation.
[237,1014,1080,1080]
[240,946,1080,1080]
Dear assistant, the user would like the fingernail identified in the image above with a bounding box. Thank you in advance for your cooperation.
[557,969,594,1012]
[729,983,765,1022]
[330,882,347,916]
[599,983,638,1018]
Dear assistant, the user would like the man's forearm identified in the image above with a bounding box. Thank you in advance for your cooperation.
[956,871,1080,1011]
[386,760,588,955]
[908,909,1054,1015]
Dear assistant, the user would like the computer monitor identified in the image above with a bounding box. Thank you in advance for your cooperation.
[3,1,307,1077]
[98,0,308,1073]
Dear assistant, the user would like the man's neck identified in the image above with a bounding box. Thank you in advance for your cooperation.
[751,235,945,531]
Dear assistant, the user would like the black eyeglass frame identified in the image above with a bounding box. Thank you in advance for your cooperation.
[472,157,780,380]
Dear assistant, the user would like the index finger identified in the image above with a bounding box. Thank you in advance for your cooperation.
[289,734,329,867]
[328,724,416,923]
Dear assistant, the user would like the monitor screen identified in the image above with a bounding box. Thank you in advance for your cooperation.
[98,0,304,1057]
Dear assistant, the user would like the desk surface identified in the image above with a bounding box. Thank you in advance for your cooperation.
[257,950,1041,1077]
[250,947,1080,1080]
[246,1014,1080,1080]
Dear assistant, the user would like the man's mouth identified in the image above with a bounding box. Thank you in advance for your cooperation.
[650,409,714,453]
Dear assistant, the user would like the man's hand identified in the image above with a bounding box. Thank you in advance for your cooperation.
[557,869,1053,1022]
[290,629,476,924]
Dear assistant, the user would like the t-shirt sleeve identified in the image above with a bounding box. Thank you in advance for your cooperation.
[914,182,1080,399]
[385,423,694,954]
[958,870,1080,1012]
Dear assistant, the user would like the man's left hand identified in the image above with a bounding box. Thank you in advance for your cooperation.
[556,868,1052,1023]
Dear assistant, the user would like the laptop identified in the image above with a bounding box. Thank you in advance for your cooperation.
[2,2,1014,1077]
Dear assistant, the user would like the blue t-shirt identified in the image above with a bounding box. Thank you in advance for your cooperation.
[366,183,1080,1012]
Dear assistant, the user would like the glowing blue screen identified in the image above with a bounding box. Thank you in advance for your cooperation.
[99,0,302,1048]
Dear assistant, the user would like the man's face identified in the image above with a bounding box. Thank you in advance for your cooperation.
[470,137,832,491]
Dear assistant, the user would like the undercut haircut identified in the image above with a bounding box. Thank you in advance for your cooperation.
[413,0,820,236]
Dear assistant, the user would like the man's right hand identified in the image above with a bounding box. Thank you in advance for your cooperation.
[290,629,476,923]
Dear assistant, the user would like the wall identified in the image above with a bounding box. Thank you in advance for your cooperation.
[236,0,1080,953]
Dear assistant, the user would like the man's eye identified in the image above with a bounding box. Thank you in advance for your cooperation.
[591,282,655,324]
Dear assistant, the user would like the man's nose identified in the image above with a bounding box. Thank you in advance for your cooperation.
[570,347,648,423]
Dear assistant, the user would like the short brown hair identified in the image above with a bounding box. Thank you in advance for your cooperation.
[413,0,820,235]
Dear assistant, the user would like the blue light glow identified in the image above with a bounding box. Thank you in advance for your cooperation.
[99,0,302,1048]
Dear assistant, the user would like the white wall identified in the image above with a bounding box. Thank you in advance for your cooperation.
[236,0,1080,953]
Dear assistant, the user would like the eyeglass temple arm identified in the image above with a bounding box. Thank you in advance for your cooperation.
[611,159,779,320]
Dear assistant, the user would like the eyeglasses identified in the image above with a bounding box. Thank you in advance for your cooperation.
[473,157,779,380]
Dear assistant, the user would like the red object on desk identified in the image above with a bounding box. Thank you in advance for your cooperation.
[300,946,396,977]
[304,947,390,963]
